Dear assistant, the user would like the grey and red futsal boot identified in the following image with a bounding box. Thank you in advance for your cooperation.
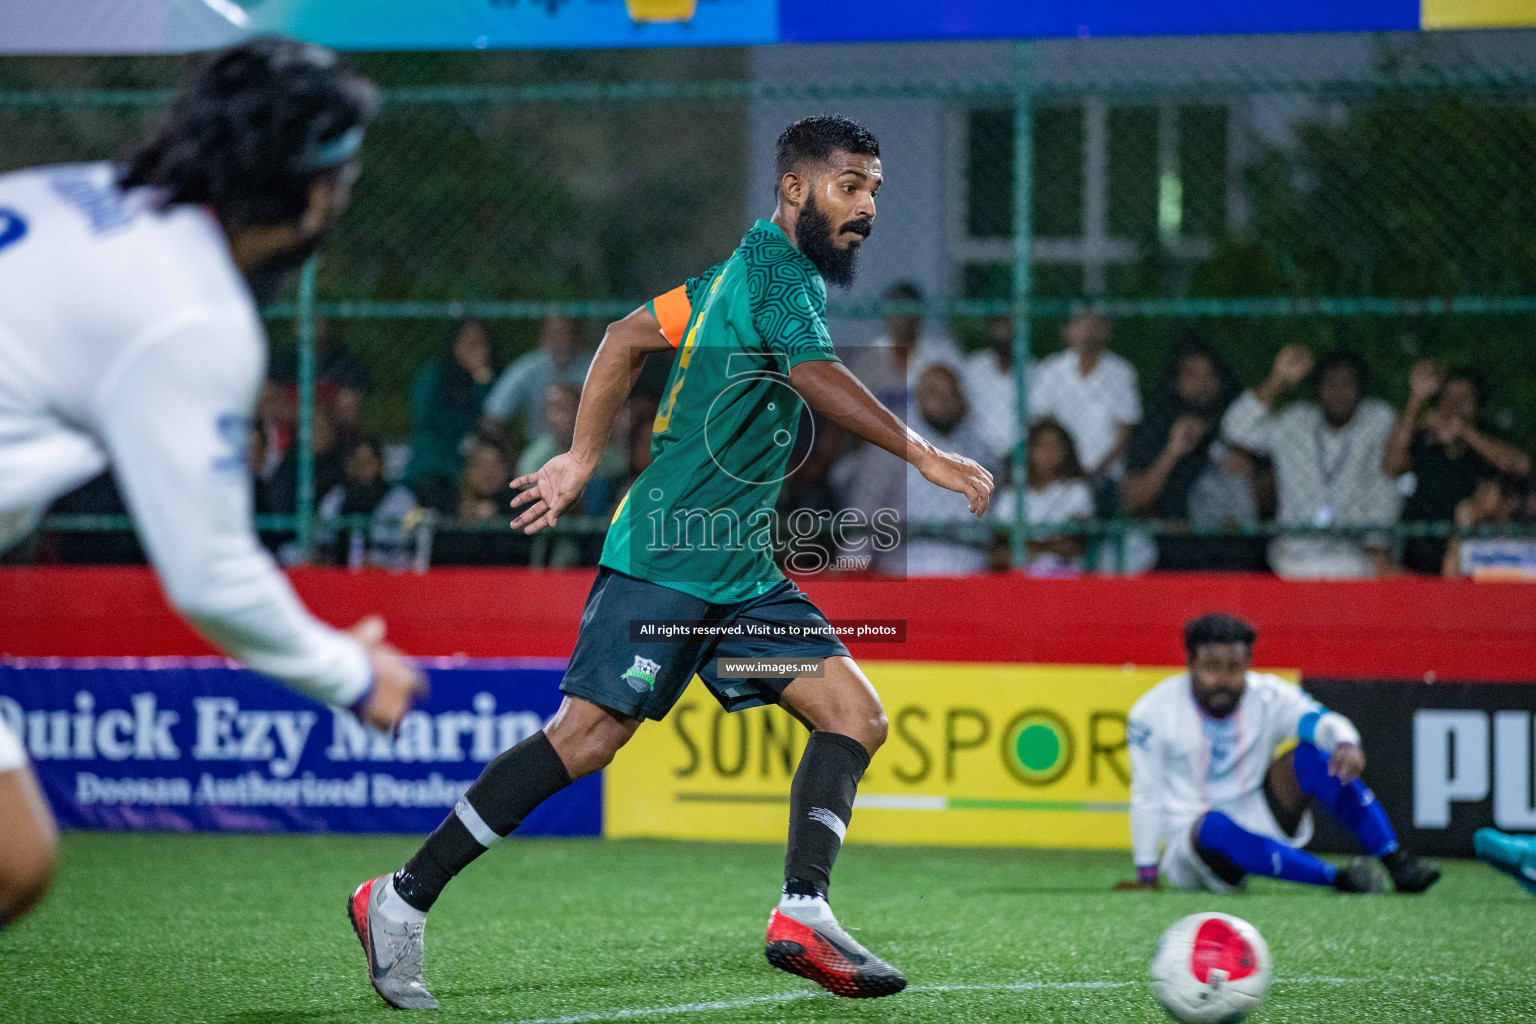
[765,894,907,999]
[348,874,440,1010]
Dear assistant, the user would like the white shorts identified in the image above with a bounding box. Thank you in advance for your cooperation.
[1160,789,1315,894]
[0,714,27,773]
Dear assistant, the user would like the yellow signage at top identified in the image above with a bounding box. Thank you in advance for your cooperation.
[1423,0,1536,29]
[625,0,700,23]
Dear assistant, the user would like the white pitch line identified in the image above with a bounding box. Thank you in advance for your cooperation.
[502,976,1362,1024]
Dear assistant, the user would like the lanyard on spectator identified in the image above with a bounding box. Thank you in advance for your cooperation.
[1313,423,1352,526]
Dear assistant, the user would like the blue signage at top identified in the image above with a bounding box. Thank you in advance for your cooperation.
[0,0,1432,56]
[245,0,779,51]
[780,1,1420,44]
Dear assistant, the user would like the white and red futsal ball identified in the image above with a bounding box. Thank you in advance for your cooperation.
[1149,912,1271,1023]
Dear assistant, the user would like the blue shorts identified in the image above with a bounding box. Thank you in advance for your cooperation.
[559,568,850,721]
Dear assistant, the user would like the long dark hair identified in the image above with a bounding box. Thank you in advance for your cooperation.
[118,38,377,228]
[1026,418,1085,488]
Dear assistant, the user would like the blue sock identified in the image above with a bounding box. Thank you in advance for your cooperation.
[1292,741,1398,857]
[1197,811,1338,887]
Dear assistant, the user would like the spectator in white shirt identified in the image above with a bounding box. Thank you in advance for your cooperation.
[992,419,1096,575]
[1029,309,1141,485]
[1222,346,1399,579]
[961,315,1024,467]
[845,281,961,414]
[481,314,593,444]
[832,364,996,576]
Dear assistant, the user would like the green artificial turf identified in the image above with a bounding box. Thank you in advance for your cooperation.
[3,833,1532,1023]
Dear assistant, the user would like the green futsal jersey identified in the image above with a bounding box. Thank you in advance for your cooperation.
[601,219,839,603]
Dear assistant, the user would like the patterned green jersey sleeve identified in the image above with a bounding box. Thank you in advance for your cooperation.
[750,263,839,369]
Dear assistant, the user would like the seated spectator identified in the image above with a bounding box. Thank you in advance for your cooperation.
[315,437,421,569]
[833,364,996,576]
[1030,309,1141,507]
[267,318,370,445]
[962,315,1023,467]
[482,314,593,444]
[843,281,961,414]
[1222,346,1399,579]
[994,419,1095,575]
[430,437,532,567]
[458,438,517,527]
[1123,336,1262,571]
[517,383,625,518]
[622,391,660,489]
[1443,474,1536,579]
[403,319,495,514]
[1384,361,1532,575]
[261,404,346,518]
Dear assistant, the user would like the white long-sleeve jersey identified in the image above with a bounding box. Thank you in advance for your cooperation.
[0,163,370,708]
[1126,670,1360,868]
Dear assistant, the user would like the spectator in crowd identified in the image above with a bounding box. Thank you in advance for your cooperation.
[517,383,626,518]
[1223,346,1399,579]
[403,319,495,514]
[994,419,1096,575]
[961,315,1022,467]
[1030,309,1141,508]
[482,314,593,444]
[621,391,660,494]
[1122,336,1262,571]
[833,364,997,577]
[1384,361,1532,575]
[262,404,346,518]
[315,437,421,569]
[428,437,532,567]
[845,281,962,413]
[1442,474,1534,579]
[266,318,370,450]
[458,438,516,527]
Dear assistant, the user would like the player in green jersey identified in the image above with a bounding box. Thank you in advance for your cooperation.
[349,116,993,1009]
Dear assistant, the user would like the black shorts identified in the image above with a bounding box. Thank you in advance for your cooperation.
[559,568,850,721]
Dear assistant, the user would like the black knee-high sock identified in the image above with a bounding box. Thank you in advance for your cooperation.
[784,731,870,899]
[393,730,572,912]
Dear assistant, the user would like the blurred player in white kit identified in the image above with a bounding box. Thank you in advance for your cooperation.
[1122,613,1439,895]
[0,39,424,929]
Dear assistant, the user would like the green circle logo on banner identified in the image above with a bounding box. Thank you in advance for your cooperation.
[1001,708,1074,786]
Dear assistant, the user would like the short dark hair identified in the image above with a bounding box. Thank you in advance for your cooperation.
[119,38,378,228]
[884,280,922,303]
[1313,347,1372,394]
[1184,613,1257,659]
[775,115,880,194]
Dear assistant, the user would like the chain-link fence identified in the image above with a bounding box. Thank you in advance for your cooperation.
[6,31,1536,579]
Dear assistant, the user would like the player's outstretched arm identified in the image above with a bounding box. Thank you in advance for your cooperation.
[95,313,424,730]
[788,358,993,516]
[511,304,674,534]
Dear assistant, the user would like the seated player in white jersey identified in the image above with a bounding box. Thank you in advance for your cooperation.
[1123,613,1439,895]
[0,40,424,929]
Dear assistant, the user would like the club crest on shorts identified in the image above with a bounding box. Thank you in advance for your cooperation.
[622,655,661,693]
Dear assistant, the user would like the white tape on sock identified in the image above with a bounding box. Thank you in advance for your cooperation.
[455,795,503,848]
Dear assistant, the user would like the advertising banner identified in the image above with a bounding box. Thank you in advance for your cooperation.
[606,661,1189,850]
[0,658,599,836]
[3,0,1467,56]
[780,1,1420,44]
[1306,679,1536,857]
